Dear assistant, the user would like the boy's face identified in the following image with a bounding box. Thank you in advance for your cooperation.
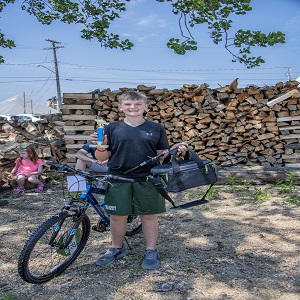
[118,99,148,118]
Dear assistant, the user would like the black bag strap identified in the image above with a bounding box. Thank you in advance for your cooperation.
[152,174,213,209]
[152,176,178,208]
[171,147,206,174]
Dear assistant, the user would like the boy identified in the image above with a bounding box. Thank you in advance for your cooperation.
[94,90,187,270]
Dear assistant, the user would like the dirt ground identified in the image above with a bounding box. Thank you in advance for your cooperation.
[0,180,299,300]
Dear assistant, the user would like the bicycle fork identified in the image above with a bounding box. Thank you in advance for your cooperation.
[49,214,82,251]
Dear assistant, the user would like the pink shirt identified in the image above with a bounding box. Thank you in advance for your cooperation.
[15,158,43,175]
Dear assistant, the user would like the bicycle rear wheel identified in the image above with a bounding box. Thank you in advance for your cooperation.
[18,212,90,284]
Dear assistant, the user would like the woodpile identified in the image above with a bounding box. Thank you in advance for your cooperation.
[0,114,65,176]
[1,80,299,177]
[62,80,300,168]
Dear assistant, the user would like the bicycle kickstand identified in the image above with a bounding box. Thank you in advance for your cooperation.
[124,237,132,250]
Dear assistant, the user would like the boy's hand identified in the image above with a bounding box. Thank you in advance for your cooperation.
[90,132,98,143]
[171,142,188,153]
[101,135,108,147]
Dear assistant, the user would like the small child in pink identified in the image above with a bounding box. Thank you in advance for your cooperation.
[8,146,44,194]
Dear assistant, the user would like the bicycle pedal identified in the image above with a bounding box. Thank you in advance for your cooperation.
[92,225,106,232]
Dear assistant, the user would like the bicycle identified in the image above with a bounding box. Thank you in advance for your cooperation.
[18,162,142,284]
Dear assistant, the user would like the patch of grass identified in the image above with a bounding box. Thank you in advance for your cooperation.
[48,178,59,184]
[224,178,275,203]
[275,172,300,205]
[276,172,298,194]
[286,195,300,205]
[0,292,18,300]
[205,186,220,200]
[253,187,270,202]
[226,176,239,192]
[240,179,251,192]
[162,250,174,259]
[185,190,194,197]
[127,257,144,276]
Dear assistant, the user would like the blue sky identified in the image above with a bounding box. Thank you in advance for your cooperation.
[0,0,299,110]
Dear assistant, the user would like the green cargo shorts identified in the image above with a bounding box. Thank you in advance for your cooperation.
[104,181,166,215]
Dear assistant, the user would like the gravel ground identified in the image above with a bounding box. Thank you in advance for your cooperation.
[0,180,299,300]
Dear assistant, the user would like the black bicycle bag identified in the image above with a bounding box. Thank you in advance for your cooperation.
[150,148,218,193]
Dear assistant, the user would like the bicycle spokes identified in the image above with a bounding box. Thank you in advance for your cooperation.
[56,228,83,256]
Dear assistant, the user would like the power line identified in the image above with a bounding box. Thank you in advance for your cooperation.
[2,62,291,73]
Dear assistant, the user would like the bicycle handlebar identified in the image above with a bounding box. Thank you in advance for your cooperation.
[106,175,134,182]
[45,162,134,183]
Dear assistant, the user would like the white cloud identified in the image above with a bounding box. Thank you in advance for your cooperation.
[136,33,160,42]
[136,15,168,29]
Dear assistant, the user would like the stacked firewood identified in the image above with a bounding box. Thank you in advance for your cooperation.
[62,80,300,167]
[0,114,65,174]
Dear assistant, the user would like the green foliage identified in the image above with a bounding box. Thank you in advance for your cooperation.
[226,177,270,202]
[0,292,18,300]
[20,0,133,50]
[205,185,220,200]
[285,195,300,205]
[252,186,270,202]
[276,172,298,194]
[167,38,197,55]
[0,0,286,67]
[232,30,285,68]
[239,179,250,196]
[0,31,15,63]
[161,0,285,68]
[226,176,239,192]
[276,172,299,205]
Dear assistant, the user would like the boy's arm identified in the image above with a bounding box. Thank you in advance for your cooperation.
[93,135,111,161]
[157,142,188,160]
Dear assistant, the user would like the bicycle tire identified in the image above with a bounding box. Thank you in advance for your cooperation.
[126,215,142,236]
[94,204,142,237]
[18,212,90,284]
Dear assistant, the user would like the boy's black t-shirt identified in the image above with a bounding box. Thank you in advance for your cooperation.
[105,120,170,178]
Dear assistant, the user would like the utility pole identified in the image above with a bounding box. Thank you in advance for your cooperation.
[23,92,26,114]
[288,65,292,81]
[30,99,33,114]
[44,39,64,111]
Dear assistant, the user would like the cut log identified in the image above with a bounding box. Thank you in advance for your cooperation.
[217,166,300,184]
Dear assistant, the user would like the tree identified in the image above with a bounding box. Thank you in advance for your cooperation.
[0,0,285,68]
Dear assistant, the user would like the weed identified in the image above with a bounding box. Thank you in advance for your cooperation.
[227,176,239,192]
[205,186,220,200]
[0,292,18,300]
[162,251,174,259]
[286,195,300,205]
[253,187,270,202]
[185,190,194,198]
[48,178,59,184]
[239,179,251,196]
[277,172,298,194]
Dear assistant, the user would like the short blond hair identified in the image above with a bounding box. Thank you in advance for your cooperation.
[118,90,147,104]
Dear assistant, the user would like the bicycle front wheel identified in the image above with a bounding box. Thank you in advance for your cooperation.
[18,212,90,284]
